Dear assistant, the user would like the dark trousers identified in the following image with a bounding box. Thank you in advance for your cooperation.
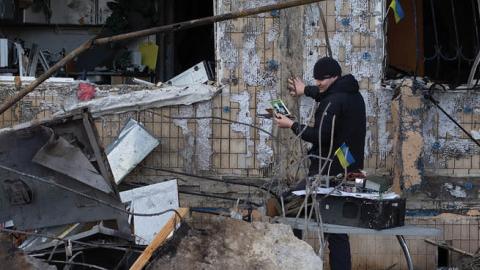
[293,230,351,270]
[326,233,351,270]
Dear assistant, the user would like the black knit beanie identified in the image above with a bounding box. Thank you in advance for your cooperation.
[313,57,342,80]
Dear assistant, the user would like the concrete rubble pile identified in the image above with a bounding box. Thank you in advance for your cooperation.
[149,216,323,270]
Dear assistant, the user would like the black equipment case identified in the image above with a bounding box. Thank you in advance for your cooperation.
[319,196,406,230]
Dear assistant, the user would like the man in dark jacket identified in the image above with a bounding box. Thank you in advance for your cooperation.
[275,57,366,270]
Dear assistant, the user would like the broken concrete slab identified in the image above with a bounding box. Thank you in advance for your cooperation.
[106,118,159,185]
[59,83,221,117]
[149,216,323,270]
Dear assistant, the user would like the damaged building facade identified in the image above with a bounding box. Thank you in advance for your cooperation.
[1,0,480,269]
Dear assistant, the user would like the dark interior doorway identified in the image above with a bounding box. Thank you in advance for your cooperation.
[155,0,215,82]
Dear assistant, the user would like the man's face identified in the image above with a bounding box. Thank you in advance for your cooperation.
[315,76,338,93]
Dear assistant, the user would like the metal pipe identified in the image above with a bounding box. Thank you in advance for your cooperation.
[396,235,414,270]
[0,227,140,254]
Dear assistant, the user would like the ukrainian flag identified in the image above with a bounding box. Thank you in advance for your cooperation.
[389,0,405,23]
[334,143,356,169]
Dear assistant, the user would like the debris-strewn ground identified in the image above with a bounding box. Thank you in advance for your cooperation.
[0,234,57,270]
[148,216,322,270]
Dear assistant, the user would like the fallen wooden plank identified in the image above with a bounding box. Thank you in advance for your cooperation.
[129,208,189,270]
[424,238,474,257]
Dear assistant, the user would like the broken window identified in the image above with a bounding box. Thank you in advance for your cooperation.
[155,0,215,82]
[386,0,480,87]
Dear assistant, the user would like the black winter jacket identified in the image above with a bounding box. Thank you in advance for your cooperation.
[290,74,366,176]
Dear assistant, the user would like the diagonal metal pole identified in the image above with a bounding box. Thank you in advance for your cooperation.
[0,0,324,116]
[425,92,480,148]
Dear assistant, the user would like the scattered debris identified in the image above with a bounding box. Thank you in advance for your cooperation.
[0,109,189,269]
[0,109,129,232]
[18,222,131,253]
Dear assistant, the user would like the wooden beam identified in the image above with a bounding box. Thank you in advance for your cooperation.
[424,238,475,257]
[0,0,324,116]
[129,208,189,270]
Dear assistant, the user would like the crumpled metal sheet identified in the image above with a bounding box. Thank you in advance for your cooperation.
[106,119,159,184]
[0,110,129,233]
[33,133,112,193]
[119,179,179,245]
[166,61,213,86]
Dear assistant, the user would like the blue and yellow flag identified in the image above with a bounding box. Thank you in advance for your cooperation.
[389,0,405,23]
[334,143,356,169]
